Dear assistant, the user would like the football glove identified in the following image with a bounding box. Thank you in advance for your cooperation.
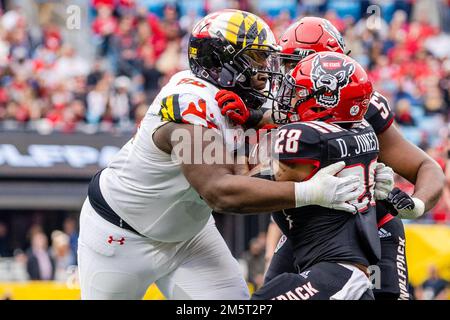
[294,161,360,213]
[374,162,394,200]
[386,187,425,219]
[215,90,263,127]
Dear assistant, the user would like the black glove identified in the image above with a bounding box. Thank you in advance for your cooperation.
[385,187,415,216]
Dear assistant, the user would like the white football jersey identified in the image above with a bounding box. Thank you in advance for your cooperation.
[99,70,244,242]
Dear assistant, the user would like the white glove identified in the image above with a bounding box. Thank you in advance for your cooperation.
[294,161,360,213]
[374,162,394,200]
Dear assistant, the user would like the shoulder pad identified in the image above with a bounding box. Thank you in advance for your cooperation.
[159,92,218,129]
[365,91,395,134]
[272,122,323,164]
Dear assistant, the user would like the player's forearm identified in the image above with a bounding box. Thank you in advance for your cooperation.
[204,174,296,214]
[411,159,445,212]
[378,125,445,211]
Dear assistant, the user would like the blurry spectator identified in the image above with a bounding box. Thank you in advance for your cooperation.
[297,0,327,15]
[63,216,79,265]
[161,3,181,37]
[92,3,117,57]
[324,10,345,32]
[13,248,29,281]
[27,223,44,240]
[87,59,105,88]
[417,265,449,300]
[438,59,450,119]
[92,0,114,9]
[0,222,10,257]
[50,230,75,282]
[26,231,55,280]
[113,14,140,77]
[271,9,292,39]
[241,237,266,289]
[53,45,90,82]
[117,0,137,16]
[86,73,111,124]
[155,4,182,79]
[109,75,132,126]
[395,99,416,126]
[56,99,86,133]
[423,84,446,116]
[179,8,201,34]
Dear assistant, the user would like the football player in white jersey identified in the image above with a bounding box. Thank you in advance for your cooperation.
[77,10,363,300]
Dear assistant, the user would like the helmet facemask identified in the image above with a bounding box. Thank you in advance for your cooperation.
[272,73,330,124]
[231,43,282,108]
[273,52,373,125]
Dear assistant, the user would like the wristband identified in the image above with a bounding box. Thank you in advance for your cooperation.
[245,108,264,128]
[294,181,312,208]
[398,197,425,219]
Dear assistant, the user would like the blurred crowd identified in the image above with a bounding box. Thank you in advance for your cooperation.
[0,0,447,137]
[0,216,78,283]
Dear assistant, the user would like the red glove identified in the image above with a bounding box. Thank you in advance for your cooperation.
[215,90,250,125]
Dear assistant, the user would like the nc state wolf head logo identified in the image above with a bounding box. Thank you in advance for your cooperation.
[311,54,355,108]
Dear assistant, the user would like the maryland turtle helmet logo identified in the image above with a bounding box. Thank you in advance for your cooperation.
[311,54,355,108]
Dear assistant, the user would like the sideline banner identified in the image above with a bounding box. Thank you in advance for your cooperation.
[0,132,130,179]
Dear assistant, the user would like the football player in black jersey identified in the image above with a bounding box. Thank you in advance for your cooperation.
[215,17,445,300]
[250,52,381,300]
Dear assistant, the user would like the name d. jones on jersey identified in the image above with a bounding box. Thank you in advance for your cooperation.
[335,131,379,158]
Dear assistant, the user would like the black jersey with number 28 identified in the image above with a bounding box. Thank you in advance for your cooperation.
[272,120,381,272]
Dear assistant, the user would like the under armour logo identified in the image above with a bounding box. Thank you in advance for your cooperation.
[107,236,125,245]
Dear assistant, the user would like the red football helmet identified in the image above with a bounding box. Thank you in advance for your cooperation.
[278,17,347,72]
[273,52,373,124]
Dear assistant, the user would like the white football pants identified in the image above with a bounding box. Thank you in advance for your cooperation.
[77,198,250,300]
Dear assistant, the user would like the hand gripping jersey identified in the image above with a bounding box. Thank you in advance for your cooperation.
[272,120,381,272]
[97,70,244,242]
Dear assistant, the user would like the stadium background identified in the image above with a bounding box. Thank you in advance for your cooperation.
[0,0,449,299]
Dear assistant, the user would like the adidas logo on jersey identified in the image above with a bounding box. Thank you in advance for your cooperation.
[378,228,392,239]
[300,270,311,279]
